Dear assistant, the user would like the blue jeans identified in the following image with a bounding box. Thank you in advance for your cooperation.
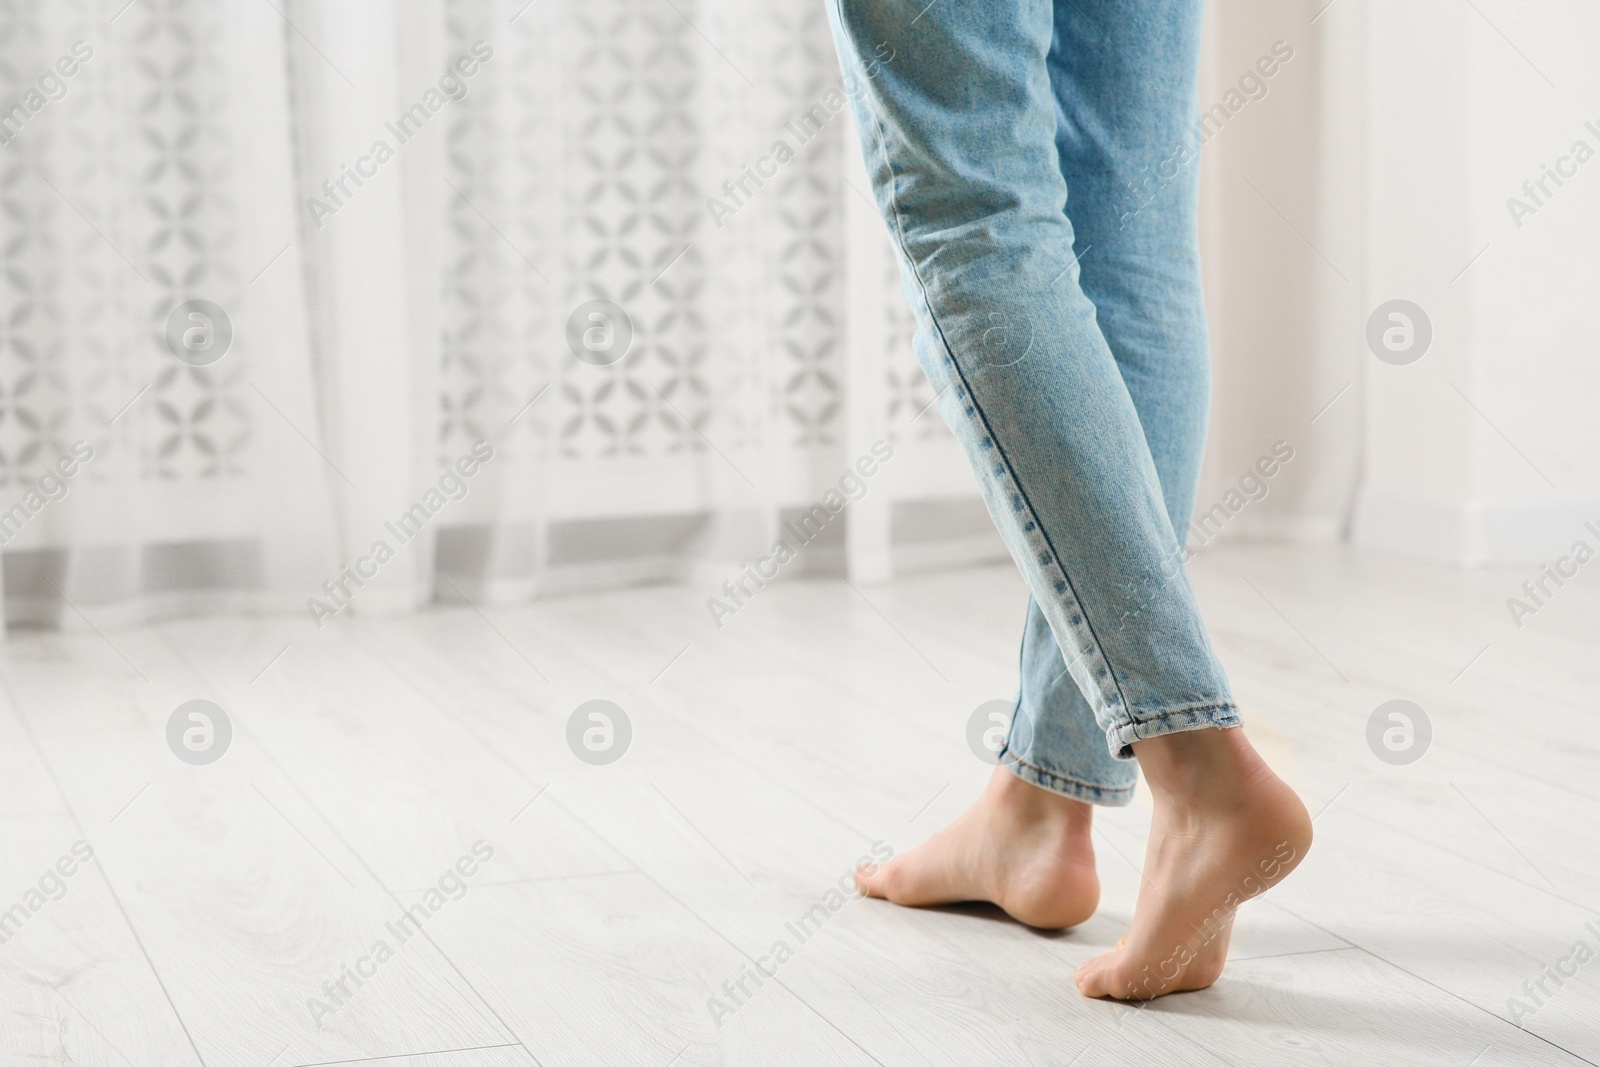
[828,0,1237,805]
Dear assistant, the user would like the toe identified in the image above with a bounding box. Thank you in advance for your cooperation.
[1077,947,1157,1001]
[1074,951,1118,999]
[854,860,890,899]
[855,850,972,908]
[864,854,929,906]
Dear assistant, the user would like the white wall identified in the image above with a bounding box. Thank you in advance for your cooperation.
[1201,0,1600,565]
[1356,0,1600,563]
[1197,0,1364,551]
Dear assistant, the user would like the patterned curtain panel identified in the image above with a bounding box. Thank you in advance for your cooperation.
[0,0,337,628]
[0,0,992,630]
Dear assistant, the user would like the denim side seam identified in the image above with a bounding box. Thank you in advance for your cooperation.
[998,743,1137,806]
[850,85,1139,749]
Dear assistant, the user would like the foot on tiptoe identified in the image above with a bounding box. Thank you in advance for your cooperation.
[1074,727,1312,1000]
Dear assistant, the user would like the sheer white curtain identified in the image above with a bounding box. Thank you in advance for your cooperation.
[0,0,1361,635]
[1,0,336,629]
[0,0,992,633]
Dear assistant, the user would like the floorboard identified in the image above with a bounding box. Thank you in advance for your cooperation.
[0,543,1595,1065]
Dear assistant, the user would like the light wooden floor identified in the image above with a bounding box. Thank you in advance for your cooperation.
[1,543,1597,1066]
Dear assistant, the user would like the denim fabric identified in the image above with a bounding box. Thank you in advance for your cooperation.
[827,0,1239,804]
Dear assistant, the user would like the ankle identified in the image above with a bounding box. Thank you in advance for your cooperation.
[986,765,1094,827]
[1133,726,1267,804]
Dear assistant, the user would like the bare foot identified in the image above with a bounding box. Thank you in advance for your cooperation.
[856,765,1099,929]
[1074,726,1311,1000]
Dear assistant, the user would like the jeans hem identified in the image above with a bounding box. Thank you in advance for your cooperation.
[1000,747,1136,807]
[1107,703,1241,761]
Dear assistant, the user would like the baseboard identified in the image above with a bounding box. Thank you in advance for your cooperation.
[1189,512,1346,555]
[890,530,1010,576]
[1352,491,1600,566]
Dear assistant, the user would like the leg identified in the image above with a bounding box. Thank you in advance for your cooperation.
[827,0,1191,928]
[1036,0,1312,1000]
[1007,0,1219,809]
[828,0,1234,783]
[829,0,1218,916]
[828,0,1311,994]
[959,0,1221,918]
